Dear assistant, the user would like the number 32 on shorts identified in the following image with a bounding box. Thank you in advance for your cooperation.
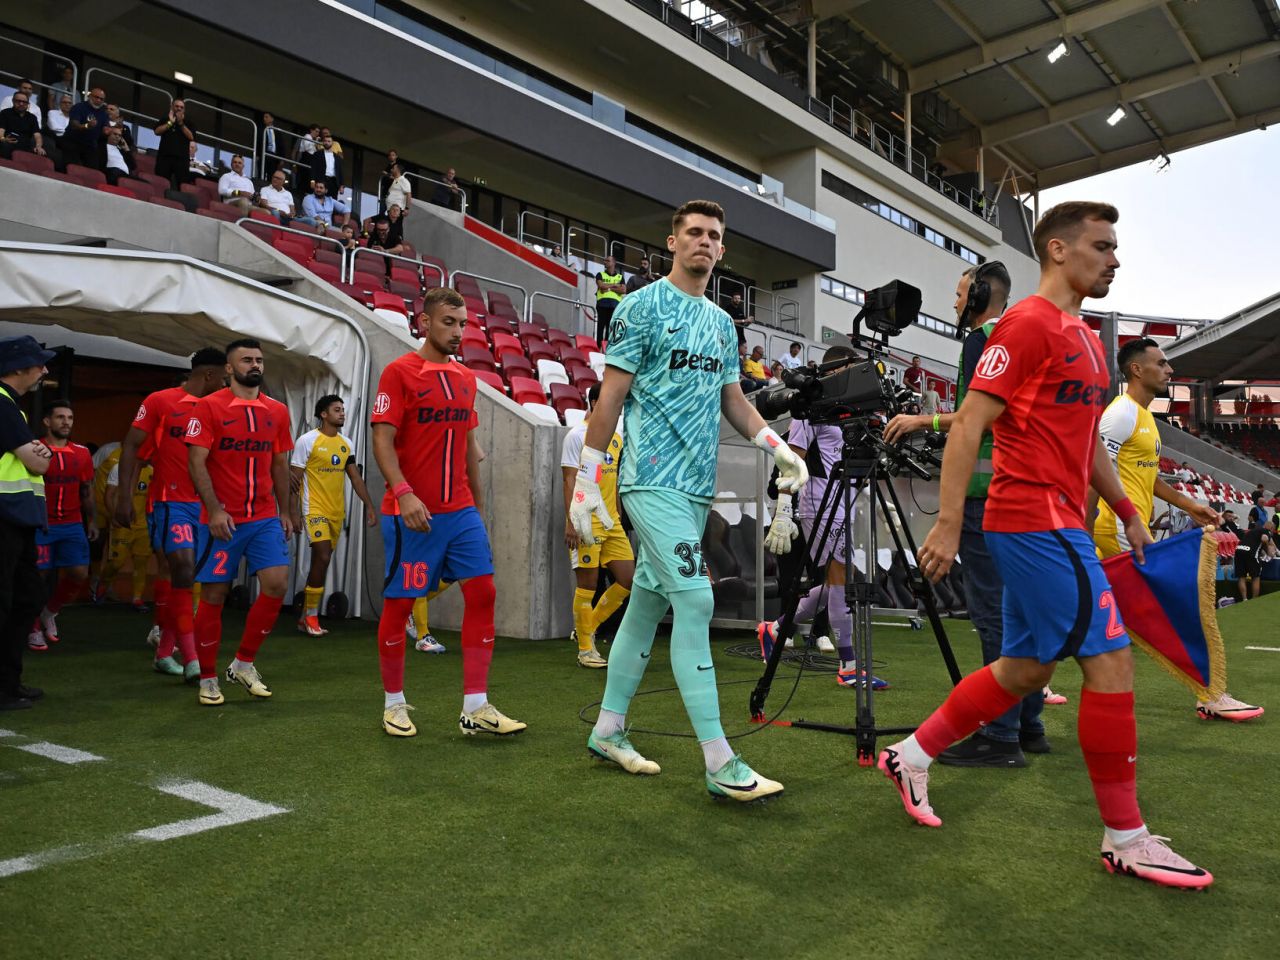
[673,541,707,579]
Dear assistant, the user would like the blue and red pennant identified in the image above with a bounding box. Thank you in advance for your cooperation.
[1101,528,1226,699]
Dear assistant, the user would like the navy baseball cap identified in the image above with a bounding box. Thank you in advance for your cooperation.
[0,335,57,375]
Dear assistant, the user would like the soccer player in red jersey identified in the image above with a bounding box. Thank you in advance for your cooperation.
[115,347,226,681]
[29,400,96,650]
[371,287,524,739]
[184,340,298,707]
[878,202,1214,889]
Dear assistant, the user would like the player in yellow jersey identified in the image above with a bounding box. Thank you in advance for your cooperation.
[561,384,633,668]
[1090,337,1262,722]
[102,460,159,618]
[290,394,377,636]
[89,444,122,602]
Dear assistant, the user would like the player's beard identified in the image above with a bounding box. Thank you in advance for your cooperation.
[233,370,264,388]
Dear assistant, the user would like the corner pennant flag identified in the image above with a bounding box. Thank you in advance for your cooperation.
[1101,528,1226,700]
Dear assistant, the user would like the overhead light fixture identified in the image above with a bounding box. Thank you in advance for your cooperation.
[173,70,193,84]
[1107,106,1127,126]
[1047,41,1068,64]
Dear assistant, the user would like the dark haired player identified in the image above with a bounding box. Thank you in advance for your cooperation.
[570,200,807,799]
[185,340,297,706]
[115,347,226,680]
[291,394,376,636]
[879,201,1213,888]
[372,287,523,739]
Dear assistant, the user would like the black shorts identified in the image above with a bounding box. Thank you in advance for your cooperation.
[1235,550,1261,579]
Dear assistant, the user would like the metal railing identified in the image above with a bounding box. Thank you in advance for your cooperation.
[450,270,528,317]
[352,246,446,289]
[0,35,78,110]
[518,211,566,255]
[567,226,609,264]
[608,239,651,273]
[747,286,800,333]
[183,97,257,172]
[528,291,597,340]
[406,171,468,218]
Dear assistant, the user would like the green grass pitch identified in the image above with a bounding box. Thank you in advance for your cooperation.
[2,596,1278,959]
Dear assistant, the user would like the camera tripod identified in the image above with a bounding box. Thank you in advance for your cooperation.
[749,419,962,765]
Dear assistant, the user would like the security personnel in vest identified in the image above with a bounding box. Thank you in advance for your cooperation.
[594,254,626,346]
[0,336,56,710]
[883,262,1047,767]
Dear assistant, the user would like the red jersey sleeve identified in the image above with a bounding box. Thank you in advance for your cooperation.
[133,395,161,437]
[184,397,217,450]
[372,363,405,429]
[967,308,1051,404]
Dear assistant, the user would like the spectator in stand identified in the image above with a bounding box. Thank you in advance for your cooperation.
[338,222,361,252]
[98,127,136,185]
[777,341,803,370]
[384,163,412,217]
[366,215,404,275]
[0,90,45,160]
[186,140,213,180]
[257,168,295,223]
[320,126,343,157]
[724,291,751,346]
[62,86,107,169]
[1220,510,1242,537]
[903,356,925,392]
[46,93,72,144]
[294,123,320,162]
[217,154,257,215]
[625,257,656,294]
[47,64,77,111]
[153,98,195,189]
[260,112,282,172]
[2,80,42,129]
[308,131,343,198]
[104,104,134,152]
[431,167,463,210]
[1247,492,1271,530]
[594,255,626,345]
[384,204,406,247]
[738,343,766,394]
[377,150,402,213]
[1177,461,1196,484]
[767,361,784,386]
[300,180,348,227]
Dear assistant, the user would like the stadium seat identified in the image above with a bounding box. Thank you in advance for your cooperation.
[484,316,517,338]
[11,150,54,176]
[522,402,560,425]
[473,370,506,394]
[537,359,570,391]
[463,296,487,317]
[421,255,448,286]
[370,291,405,313]
[67,164,106,188]
[351,270,386,293]
[461,345,498,374]
[547,327,573,347]
[487,292,513,314]
[575,334,599,354]
[165,189,199,213]
[138,172,168,193]
[461,326,488,348]
[134,153,156,175]
[313,248,343,267]
[390,265,421,287]
[307,261,342,283]
[247,208,278,223]
[509,376,546,406]
[96,183,137,200]
[572,369,598,393]
[588,351,606,377]
[491,331,522,356]
[530,312,549,333]
[179,183,207,206]
[527,341,557,366]
[334,282,369,305]
[563,407,587,428]
[120,177,156,200]
[557,345,587,368]
[499,353,534,382]
[549,383,585,418]
[197,208,238,223]
[388,279,419,299]
[147,196,186,212]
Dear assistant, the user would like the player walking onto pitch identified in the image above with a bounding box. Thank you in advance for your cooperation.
[1090,337,1263,723]
[561,383,633,669]
[879,202,1213,888]
[185,340,298,706]
[291,394,377,636]
[102,459,157,625]
[570,200,808,800]
[29,400,95,650]
[115,348,227,681]
[371,287,524,739]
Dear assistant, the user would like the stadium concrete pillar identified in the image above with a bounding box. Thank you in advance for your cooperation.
[977,147,985,194]
[807,19,817,98]
[905,93,913,174]
[1100,311,1120,392]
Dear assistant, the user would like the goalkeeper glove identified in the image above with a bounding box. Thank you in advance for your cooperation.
[569,446,614,545]
[764,493,799,555]
[753,426,808,494]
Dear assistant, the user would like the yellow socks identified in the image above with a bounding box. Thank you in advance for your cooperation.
[591,584,630,635]
[304,586,324,618]
[412,596,429,637]
[573,588,595,650]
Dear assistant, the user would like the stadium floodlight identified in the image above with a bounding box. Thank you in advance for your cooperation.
[1107,106,1127,126]
[173,70,194,84]
[1047,41,1068,64]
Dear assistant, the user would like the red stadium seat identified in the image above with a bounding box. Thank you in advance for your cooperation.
[526,341,556,365]
[147,196,187,212]
[463,296,487,317]
[530,312,549,333]
[509,376,546,406]
[12,151,54,176]
[461,326,488,348]
[307,261,342,283]
[547,328,573,347]
[390,266,421,287]
[96,183,137,200]
[500,354,534,382]
[572,370,598,394]
[371,291,406,314]
[473,370,506,394]
[198,208,238,222]
[179,183,208,208]
[139,172,169,193]
[484,316,517,338]
[385,279,416,299]
[491,331,522,356]
[420,255,448,286]
[67,164,107,188]
[120,177,156,200]
[351,270,386,293]
[334,282,368,304]
[574,335,599,354]
[557,345,587,368]
[517,322,543,340]
[313,248,343,267]
[549,383,585,417]
[134,153,156,175]
[489,303,520,323]
[461,345,498,374]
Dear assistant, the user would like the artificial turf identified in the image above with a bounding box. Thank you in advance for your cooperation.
[2,595,1278,959]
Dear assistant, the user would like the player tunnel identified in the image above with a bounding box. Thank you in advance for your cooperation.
[0,240,372,616]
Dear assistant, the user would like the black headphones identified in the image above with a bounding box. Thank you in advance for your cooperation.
[957,260,1011,337]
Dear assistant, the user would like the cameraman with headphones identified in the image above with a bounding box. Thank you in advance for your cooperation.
[883,262,1049,767]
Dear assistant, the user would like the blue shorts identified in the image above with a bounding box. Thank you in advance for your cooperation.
[36,522,90,570]
[194,517,291,583]
[148,501,202,554]
[382,507,493,598]
[986,527,1130,664]
[622,488,711,596]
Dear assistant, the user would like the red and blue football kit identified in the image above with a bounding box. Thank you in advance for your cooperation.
[185,388,293,582]
[133,386,203,554]
[35,442,93,570]
[967,295,1128,663]
[373,355,492,596]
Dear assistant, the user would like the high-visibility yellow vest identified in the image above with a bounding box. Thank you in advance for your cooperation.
[0,388,46,528]
[596,271,623,303]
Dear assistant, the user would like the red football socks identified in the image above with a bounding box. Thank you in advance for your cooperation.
[235,594,284,663]
[1078,688,1144,830]
[152,578,171,626]
[171,587,197,665]
[378,597,415,694]
[914,665,1021,757]
[194,600,224,680]
[460,575,496,695]
[45,575,83,614]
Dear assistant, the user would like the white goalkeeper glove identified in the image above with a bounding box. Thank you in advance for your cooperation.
[569,446,614,545]
[764,493,799,555]
[753,426,808,494]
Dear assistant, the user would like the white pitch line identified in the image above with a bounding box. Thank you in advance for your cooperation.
[0,729,105,764]
[132,780,289,841]
[0,844,90,879]
[1245,646,1280,653]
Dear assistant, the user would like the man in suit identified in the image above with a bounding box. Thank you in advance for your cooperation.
[308,132,343,199]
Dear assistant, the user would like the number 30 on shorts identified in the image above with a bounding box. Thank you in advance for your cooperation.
[673,541,707,579]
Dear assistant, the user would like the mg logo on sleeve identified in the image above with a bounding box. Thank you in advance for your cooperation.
[975,345,1010,379]
[373,392,391,415]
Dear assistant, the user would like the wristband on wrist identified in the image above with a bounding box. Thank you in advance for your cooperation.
[392,482,413,499]
[932,413,941,432]
[1113,497,1138,523]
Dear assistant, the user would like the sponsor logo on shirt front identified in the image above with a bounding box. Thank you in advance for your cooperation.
[1053,380,1107,407]
[218,438,272,452]
[416,407,470,424]
[668,349,723,373]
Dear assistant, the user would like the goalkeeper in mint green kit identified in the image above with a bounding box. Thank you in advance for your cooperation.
[570,199,808,801]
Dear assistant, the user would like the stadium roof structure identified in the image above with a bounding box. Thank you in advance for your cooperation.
[789,0,1280,188]
[1163,290,1280,380]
